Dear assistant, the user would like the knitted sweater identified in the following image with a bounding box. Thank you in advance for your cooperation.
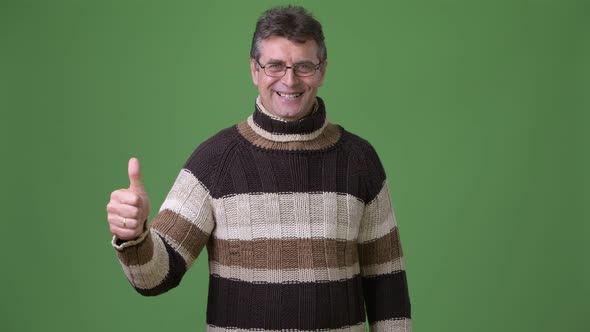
[112,97,412,331]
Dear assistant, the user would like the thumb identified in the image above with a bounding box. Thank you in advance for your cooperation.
[128,157,145,192]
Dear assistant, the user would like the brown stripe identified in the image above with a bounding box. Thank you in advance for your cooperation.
[237,121,341,151]
[207,237,359,269]
[151,209,211,259]
[117,231,155,266]
[358,227,403,266]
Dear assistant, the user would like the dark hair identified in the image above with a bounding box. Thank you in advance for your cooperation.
[250,6,327,63]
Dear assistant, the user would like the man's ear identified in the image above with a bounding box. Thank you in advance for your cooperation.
[318,59,328,86]
[250,58,259,86]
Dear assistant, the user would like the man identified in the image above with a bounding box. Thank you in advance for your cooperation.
[106,6,411,331]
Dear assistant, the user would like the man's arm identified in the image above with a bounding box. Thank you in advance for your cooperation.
[106,158,214,296]
[357,153,412,331]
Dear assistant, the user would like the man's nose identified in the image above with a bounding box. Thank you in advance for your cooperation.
[280,67,300,86]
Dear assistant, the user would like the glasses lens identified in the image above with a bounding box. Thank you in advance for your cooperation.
[294,63,319,77]
[265,64,286,77]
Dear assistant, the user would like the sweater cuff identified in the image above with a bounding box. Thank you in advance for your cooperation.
[111,225,150,251]
[370,318,412,332]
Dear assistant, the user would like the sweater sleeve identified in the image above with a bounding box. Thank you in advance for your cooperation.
[111,168,215,296]
[357,146,412,331]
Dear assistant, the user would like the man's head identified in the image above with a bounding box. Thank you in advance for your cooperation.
[250,6,328,121]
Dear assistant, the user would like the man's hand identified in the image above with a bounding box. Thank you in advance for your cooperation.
[106,157,151,241]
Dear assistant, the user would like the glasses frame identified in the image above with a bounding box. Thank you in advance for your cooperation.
[256,60,323,78]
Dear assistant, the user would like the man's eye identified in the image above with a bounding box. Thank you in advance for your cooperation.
[295,63,315,72]
[267,64,285,71]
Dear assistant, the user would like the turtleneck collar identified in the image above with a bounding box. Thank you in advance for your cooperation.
[247,96,328,142]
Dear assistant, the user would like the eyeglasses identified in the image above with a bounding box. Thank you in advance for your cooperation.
[256,60,323,77]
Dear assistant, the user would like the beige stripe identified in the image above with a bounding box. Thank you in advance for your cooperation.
[211,192,364,241]
[360,259,405,277]
[209,261,360,283]
[208,238,358,270]
[358,181,398,244]
[247,115,329,142]
[151,209,210,261]
[214,191,255,241]
[358,227,403,266]
[159,169,215,234]
[116,231,154,266]
[111,226,150,251]
[119,232,170,290]
[237,121,341,151]
[370,318,412,332]
[206,322,366,332]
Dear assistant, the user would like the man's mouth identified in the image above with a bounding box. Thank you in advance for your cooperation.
[275,91,303,99]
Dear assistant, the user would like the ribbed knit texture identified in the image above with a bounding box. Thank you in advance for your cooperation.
[113,97,412,331]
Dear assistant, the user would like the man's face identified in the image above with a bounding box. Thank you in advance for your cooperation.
[250,36,327,121]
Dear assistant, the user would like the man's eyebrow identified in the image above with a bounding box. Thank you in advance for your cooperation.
[265,59,316,64]
[265,59,285,64]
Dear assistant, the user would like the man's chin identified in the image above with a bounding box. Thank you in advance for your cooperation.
[274,111,301,121]
[268,104,302,120]
[267,98,315,120]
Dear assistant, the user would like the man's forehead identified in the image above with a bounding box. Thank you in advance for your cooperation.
[258,36,320,61]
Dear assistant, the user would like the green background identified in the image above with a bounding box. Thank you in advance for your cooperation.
[1,0,588,331]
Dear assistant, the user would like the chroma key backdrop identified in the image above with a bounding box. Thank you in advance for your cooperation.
[0,1,587,331]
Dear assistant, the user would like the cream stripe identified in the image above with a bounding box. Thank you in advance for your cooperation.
[295,192,312,283]
[119,232,169,290]
[294,185,312,237]
[159,169,215,234]
[360,258,405,277]
[207,322,366,332]
[111,227,149,251]
[358,181,398,244]
[211,192,364,240]
[370,318,412,332]
[209,261,361,283]
[247,115,329,142]
[266,192,281,239]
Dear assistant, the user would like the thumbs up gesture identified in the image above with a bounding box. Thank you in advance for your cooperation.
[106,157,151,240]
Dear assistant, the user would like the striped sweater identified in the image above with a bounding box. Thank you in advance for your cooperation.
[112,97,412,331]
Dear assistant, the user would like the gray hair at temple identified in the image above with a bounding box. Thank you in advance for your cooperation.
[250,6,327,63]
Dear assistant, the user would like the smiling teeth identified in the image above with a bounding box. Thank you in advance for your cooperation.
[277,92,303,98]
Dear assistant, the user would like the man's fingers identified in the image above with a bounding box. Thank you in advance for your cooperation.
[110,189,141,206]
[128,157,145,192]
[106,203,141,220]
[109,223,143,240]
[107,213,140,229]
